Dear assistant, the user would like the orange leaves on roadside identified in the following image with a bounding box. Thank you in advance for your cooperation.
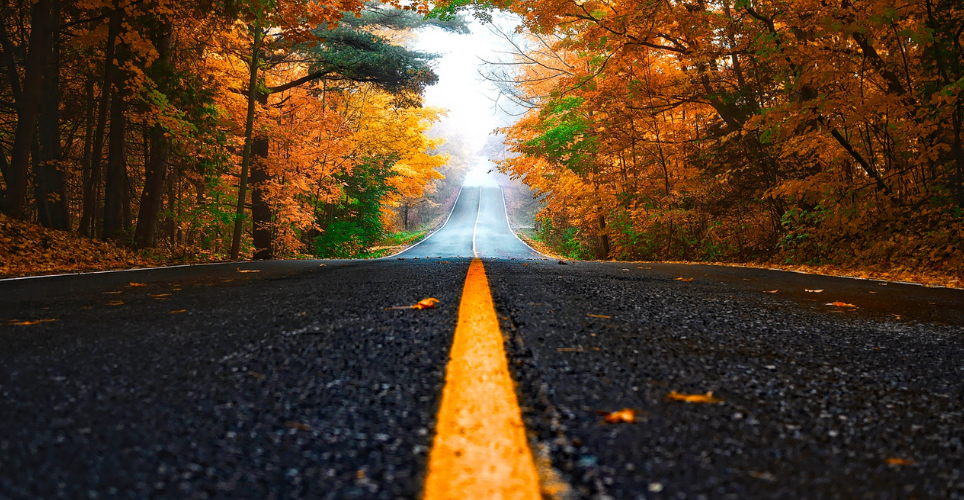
[826,301,857,308]
[597,408,636,424]
[805,289,823,293]
[587,313,610,318]
[107,300,124,306]
[763,290,778,294]
[667,391,723,404]
[674,277,693,282]
[129,282,146,287]
[5,318,57,326]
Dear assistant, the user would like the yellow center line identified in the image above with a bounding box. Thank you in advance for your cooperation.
[424,258,541,500]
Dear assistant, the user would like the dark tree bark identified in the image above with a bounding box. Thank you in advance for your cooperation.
[79,77,95,235]
[250,91,272,260]
[135,20,173,248]
[34,1,70,230]
[229,25,264,260]
[80,3,122,237]
[0,0,57,218]
[102,53,129,241]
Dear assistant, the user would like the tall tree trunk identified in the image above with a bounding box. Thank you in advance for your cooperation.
[79,77,95,235]
[35,1,70,230]
[251,90,272,260]
[80,4,121,237]
[230,25,264,260]
[135,20,173,248]
[1,0,57,218]
[103,45,129,241]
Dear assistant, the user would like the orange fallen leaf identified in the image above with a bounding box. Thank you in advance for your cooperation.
[318,264,326,267]
[151,293,171,298]
[886,457,912,465]
[805,289,823,293]
[169,309,186,314]
[587,314,611,318]
[763,289,778,294]
[667,390,723,404]
[597,408,636,424]
[675,277,694,282]
[826,301,857,307]
[107,300,124,306]
[237,268,260,273]
[412,297,440,309]
[6,319,57,326]
[285,421,311,431]
[129,282,146,287]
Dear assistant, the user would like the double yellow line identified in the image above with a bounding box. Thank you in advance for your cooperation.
[423,258,542,499]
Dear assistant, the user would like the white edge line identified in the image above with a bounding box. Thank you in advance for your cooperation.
[472,186,481,258]
[0,260,238,283]
[499,185,547,258]
[377,185,466,260]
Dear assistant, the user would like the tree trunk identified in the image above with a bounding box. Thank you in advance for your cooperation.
[135,20,173,248]
[230,25,264,260]
[1,0,57,219]
[79,77,95,235]
[597,212,610,259]
[80,4,121,237]
[35,2,70,230]
[251,90,272,260]
[103,44,129,241]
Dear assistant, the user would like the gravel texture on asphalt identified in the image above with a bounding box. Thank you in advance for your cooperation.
[1,258,470,499]
[487,259,964,500]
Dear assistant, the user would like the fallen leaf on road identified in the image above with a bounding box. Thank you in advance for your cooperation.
[886,457,912,465]
[826,301,857,307]
[805,289,823,293]
[151,293,171,298]
[6,319,57,326]
[248,370,266,380]
[892,314,902,320]
[587,314,611,318]
[675,277,694,282]
[638,266,652,270]
[129,282,146,287]
[237,268,260,273]
[318,264,326,267]
[667,391,723,404]
[103,291,122,295]
[285,421,310,431]
[557,347,600,352]
[107,300,124,306]
[169,309,186,314]
[763,289,778,294]
[597,408,636,424]
[749,471,777,482]
[413,297,439,309]
[387,298,440,310]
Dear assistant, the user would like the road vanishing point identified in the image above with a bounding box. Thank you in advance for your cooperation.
[2,176,964,499]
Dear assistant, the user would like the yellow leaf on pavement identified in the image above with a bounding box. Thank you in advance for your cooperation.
[667,390,723,404]
[597,408,636,424]
[413,297,440,309]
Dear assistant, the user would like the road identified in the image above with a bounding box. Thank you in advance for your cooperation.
[2,181,963,499]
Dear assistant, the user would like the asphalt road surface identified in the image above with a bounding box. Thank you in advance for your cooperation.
[2,181,963,499]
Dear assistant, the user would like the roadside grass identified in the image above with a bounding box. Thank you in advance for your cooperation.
[361,230,428,258]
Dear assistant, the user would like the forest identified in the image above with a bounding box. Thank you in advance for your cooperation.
[0,0,466,264]
[445,0,964,278]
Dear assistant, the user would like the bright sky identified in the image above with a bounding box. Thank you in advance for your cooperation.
[412,14,521,162]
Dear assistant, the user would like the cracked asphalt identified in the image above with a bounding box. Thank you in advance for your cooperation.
[2,183,963,499]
